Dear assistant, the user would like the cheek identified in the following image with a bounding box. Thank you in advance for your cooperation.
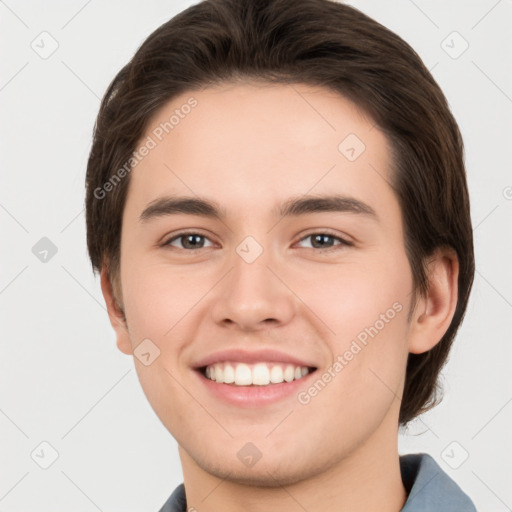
[295,294,409,443]
[120,262,207,339]
[118,264,208,427]
[293,257,411,402]
[295,258,411,343]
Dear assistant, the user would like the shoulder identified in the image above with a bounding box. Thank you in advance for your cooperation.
[158,483,187,512]
[400,452,477,512]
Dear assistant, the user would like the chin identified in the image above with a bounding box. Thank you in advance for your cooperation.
[190,449,325,488]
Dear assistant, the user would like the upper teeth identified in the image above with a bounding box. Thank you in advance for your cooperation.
[205,362,311,386]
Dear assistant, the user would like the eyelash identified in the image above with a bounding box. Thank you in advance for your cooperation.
[161,230,353,252]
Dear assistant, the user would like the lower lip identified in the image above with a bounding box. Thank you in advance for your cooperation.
[195,369,317,408]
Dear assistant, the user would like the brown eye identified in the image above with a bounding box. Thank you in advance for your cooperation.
[164,232,213,250]
[296,232,352,251]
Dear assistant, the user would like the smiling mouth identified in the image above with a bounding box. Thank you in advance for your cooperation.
[198,361,317,386]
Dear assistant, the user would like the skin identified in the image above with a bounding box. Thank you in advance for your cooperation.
[100,82,459,512]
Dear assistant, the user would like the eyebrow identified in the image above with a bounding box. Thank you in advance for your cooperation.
[139,194,378,223]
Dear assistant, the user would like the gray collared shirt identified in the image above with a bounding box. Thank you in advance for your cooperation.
[158,452,477,511]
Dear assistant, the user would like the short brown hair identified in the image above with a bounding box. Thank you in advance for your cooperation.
[85,0,475,426]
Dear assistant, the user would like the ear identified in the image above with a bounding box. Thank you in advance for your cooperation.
[100,266,133,355]
[407,247,459,354]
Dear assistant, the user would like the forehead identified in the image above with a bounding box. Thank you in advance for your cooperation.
[124,82,396,221]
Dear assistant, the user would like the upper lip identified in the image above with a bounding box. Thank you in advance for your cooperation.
[192,348,318,369]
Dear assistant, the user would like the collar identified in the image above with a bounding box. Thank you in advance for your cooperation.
[399,453,477,511]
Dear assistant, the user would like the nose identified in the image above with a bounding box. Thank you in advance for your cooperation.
[210,244,296,332]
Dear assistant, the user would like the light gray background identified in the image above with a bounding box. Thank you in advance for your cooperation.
[1,0,511,510]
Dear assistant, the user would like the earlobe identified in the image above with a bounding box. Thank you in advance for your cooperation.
[408,247,459,354]
[100,266,133,355]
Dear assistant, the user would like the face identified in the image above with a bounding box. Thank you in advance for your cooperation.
[110,82,418,485]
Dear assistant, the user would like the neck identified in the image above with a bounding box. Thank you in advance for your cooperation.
[178,411,408,512]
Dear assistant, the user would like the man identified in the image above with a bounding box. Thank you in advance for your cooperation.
[85,0,477,510]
